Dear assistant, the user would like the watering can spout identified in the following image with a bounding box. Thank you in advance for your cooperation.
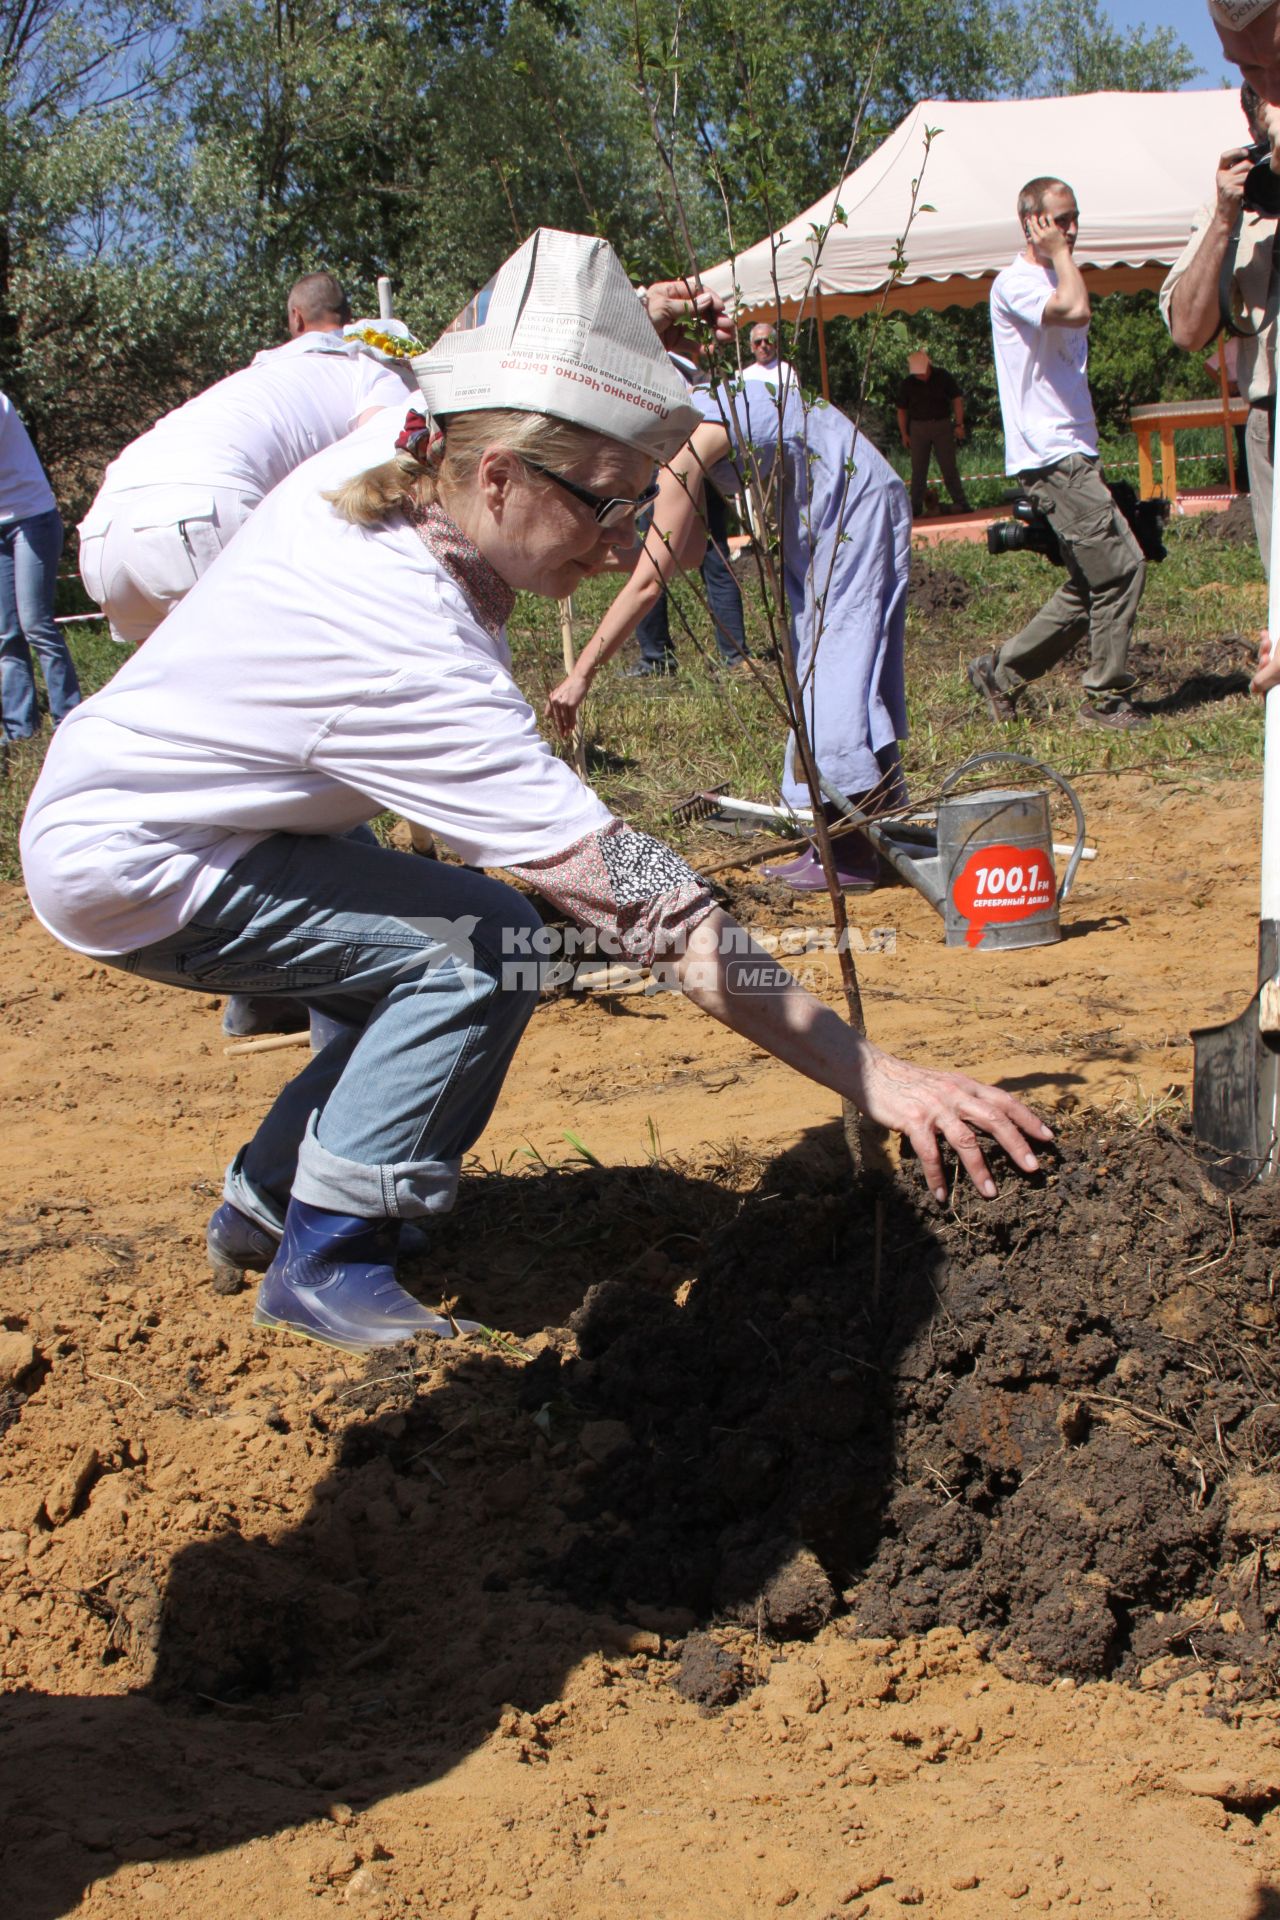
[817,778,947,906]
[819,754,1087,953]
[859,817,947,906]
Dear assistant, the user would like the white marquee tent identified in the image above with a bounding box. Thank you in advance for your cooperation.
[700,89,1250,339]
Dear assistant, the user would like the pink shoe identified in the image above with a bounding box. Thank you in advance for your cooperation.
[761,843,879,892]
[761,847,821,882]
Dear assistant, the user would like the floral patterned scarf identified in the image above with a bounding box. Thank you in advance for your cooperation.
[405,499,515,640]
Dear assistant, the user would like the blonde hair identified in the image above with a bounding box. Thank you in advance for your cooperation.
[327,409,611,528]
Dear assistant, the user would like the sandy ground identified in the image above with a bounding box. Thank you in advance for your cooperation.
[4,770,1280,1920]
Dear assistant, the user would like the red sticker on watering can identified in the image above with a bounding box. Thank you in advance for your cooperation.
[951,842,1055,949]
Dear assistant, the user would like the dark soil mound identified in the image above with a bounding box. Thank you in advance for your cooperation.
[1219,492,1257,545]
[1184,492,1258,549]
[908,557,972,618]
[1123,632,1255,711]
[136,1121,1280,1711]
[509,1121,1280,1689]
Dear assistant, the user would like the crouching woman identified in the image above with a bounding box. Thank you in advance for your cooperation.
[21,241,1049,1355]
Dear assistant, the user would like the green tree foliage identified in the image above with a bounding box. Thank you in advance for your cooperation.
[0,0,1209,514]
[615,0,1008,272]
[389,7,672,335]
[0,1,208,482]
[995,0,1200,98]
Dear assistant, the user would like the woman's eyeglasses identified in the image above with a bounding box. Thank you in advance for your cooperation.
[524,461,660,529]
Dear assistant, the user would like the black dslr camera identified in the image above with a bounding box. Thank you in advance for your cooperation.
[986,479,1170,567]
[1242,139,1280,217]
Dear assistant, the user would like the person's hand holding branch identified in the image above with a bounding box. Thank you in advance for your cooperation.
[547,660,595,738]
[642,279,734,358]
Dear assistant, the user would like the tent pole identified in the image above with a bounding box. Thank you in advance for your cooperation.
[1216,344,1238,493]
[815,292,831,402]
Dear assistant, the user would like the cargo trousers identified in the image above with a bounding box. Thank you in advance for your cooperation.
[992,453,1145,698]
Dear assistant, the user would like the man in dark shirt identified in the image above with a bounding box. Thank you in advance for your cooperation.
[896,349,971,516]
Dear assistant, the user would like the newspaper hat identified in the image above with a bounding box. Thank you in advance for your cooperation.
[1209,0,1272,25]
[412,229,703,463]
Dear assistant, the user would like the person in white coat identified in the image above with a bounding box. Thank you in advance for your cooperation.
[77,273,413,648]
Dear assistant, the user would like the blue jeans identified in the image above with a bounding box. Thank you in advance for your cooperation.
[106,833,543,1229]
[637,485,747,665]
[0,507,81,739]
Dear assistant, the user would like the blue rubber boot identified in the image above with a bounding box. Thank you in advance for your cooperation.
[253,1199,482,1353]
[207,1200,431,1294]
[207,1201,277,1294]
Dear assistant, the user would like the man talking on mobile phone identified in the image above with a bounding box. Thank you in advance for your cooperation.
[967,177,1148,732]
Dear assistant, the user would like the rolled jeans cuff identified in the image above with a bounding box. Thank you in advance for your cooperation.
[291,1113,462,1219]
[224,1147,288,1236]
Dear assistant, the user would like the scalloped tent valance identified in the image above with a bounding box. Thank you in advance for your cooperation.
[699,90,1250,324]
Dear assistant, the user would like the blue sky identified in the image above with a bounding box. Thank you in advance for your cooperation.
[1106,0,1237,86]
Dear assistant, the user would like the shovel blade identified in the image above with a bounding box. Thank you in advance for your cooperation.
[1191,992,1280,1188]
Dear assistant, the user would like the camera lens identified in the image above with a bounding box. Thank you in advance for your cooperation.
[1244,157,1280,217]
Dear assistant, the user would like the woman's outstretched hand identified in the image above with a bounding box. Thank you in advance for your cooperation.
[851,1045,1052,1204]
[671,910,1052,1204]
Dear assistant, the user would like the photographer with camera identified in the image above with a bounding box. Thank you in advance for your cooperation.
[968,176,1149,732]
[1161,84,1277,573]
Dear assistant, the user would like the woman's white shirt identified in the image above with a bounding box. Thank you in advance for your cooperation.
[21,415,611,956]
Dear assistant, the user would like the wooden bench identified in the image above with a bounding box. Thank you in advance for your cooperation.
[1128,395,1249,501]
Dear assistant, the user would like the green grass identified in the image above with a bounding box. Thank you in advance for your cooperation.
[510,514,1266,852]
[1,515,1264,885]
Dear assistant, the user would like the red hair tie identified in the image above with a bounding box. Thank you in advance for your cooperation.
[395,409,444,466]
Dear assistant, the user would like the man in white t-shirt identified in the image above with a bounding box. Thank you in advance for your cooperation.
[969,176,1148,731]
[77,272,414,648]
[740,322,796,389]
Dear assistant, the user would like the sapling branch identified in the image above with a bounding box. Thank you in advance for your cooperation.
[620,7,944,1198]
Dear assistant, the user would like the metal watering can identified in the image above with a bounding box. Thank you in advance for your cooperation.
[826,752,1088,951]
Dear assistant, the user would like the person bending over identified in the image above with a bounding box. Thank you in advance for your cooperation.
[549,377,910,895]
[23,236,1049,1357]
